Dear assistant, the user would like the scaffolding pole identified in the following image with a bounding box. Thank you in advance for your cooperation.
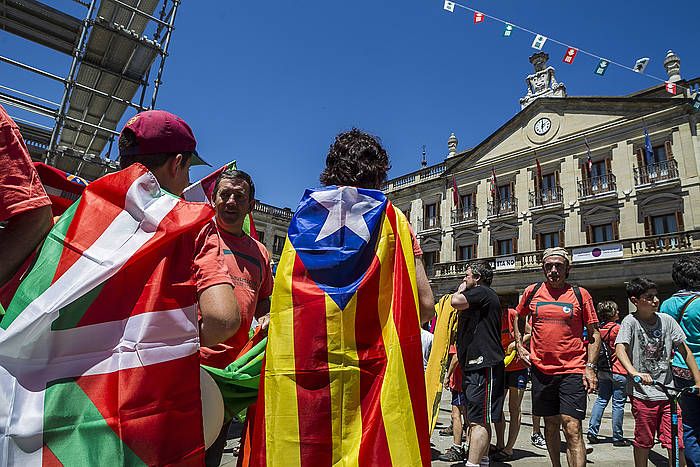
[150,0,180,108]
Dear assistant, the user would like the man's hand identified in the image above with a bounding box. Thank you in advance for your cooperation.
[456,279,467,294]
[632,372,654,385]
[516,342,531,367]
[506,341,516,354]
[444,379,450,390]
[257,313,270,332]
[583,367,597,394]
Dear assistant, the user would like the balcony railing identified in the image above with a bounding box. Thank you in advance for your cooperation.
[634,159,679,186]
[451,207,478,225]
[578,174,617,198]
[431,231,696,278]
[419,216,441,231]
[381,163,446,193]
[487,197,517,217]
[529,186,564,208]
[254,200,294,220]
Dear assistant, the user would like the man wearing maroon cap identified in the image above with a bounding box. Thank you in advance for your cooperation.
[0,104,53,293]
[118,110,241,347]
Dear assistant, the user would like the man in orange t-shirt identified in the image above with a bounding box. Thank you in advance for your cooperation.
[514,247,600,467]
[201,169,274,467]
[493,305,531,461]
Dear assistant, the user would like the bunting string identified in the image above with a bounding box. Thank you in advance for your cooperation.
[442,0,699,101]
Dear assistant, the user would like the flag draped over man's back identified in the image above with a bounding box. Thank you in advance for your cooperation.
[0,164,216,466]
[248,186,431,467]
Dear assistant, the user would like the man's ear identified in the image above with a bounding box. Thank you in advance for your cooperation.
[630,296,639,306]
[169,154,184,177]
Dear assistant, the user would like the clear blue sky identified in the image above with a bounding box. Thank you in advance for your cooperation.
[2,0,698,208]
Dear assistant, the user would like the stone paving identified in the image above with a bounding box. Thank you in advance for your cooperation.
[220,387,675,466]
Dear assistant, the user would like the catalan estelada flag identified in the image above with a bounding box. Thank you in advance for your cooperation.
[248,186,431,467]
[0,164,215,465]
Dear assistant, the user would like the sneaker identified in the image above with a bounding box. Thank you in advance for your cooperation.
[531,432,547,450]
[612,439,632,447]
[586,434,599,445]
[438,445,466,462]
[439,426,454,437]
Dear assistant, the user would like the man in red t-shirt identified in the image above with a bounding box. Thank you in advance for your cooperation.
[0,104,52,291]
[201,169,274,466]
[514,247,600,467]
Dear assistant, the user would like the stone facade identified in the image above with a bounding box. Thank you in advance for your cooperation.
[251,200,293,264]
[384,53,700,313]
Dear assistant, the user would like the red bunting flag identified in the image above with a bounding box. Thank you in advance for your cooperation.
[666,82,677,95]
[474,11,485,23]
[563,47,578,64]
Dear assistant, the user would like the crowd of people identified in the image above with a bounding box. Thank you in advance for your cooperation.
[433,248,700,466]
[2,102,700,466]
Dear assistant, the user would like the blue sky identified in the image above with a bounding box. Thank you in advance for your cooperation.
[2,0,698,208]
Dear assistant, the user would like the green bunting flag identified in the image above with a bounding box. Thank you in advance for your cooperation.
[595,59,609,76]
[503,23,513,37]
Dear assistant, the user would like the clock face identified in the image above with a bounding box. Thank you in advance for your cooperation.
[534,117,552,135]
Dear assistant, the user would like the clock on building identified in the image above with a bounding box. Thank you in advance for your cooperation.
[534,117,551,135]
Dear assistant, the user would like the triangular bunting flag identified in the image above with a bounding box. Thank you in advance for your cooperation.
[531,34,547,50]
[595,58,609,76]
[563,47,578,64]
[443,0,455,12]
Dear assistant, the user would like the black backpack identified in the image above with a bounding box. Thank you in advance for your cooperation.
[596,325,615,379]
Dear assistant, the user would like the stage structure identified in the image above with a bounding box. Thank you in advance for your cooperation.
[0,0,182,180]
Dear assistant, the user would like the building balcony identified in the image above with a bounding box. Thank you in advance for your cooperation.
[487,197,518,217]
[451,207,478,225]
[418,216,441,232]
[430,231,696,279]
[529,186,564,209]
[254,200,294,220]
[634,160,679,187]
[381,163,446,193]
[578,174,617,199]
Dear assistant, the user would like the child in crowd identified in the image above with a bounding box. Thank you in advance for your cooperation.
[587,300,630,446]
[616,277,700,467]
[440,344,467,462]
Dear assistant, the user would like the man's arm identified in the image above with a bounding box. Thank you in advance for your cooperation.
[415,258,435,324]
[615,342,651,385]
[583,323,601,393]
[514,314,531,366]
[0,205,52,287]
[198,284,241,347]
[450,280,469,310]
[678,342,700,388]
[444,353,458,389]
[255,296,271,331]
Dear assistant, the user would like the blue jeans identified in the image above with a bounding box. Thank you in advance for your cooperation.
[587,373,627,441]
[675,375,700,467]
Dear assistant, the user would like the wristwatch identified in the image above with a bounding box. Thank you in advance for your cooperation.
[585,362,596,369]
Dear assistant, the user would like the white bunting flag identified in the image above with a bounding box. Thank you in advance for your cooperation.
[443,0,455,12]
[633,57,650,73]
[531,34,547,50]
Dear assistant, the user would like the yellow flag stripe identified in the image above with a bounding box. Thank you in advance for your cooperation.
[264,238,301,466]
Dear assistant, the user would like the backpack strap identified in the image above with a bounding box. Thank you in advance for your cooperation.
[523,282,543,312]
[572,285,584,311]
[677,294,700,325]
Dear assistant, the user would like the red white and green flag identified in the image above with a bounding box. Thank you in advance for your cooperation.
[0,164,215,465]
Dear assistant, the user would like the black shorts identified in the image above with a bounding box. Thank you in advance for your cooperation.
[463,363,505,424]
[531,367,587,420]
[505,368,529,390]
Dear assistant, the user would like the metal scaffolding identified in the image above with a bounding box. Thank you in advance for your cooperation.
[0,0,182,180]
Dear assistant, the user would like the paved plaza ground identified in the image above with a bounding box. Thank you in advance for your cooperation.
[220,387,675,466]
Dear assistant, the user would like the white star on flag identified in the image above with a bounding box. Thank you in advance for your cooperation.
[310,187,382,243]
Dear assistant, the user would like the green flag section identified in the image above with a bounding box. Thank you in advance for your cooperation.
[202,332,267,424]
[0,164,215,466]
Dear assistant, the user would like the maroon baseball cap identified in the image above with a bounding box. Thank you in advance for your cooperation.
[119,110,210,166]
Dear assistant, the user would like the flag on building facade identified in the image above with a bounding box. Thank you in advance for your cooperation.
[585,139,593,174]
[452,175,461,209]
[644,127,655,166]
[247,186,431,467]
[474,11,484,23]
[490,168,498,199]
[503,23,513,37]
[443,0,454,12]
[595,58,609,76]
[531,34,547,50]
[633,57,650,73]
[535,158,543,181]
[33,162,88,216]
[183,160,258,239]
[0,163,216,465]
[666,81,677,95]
[563,47,578,64]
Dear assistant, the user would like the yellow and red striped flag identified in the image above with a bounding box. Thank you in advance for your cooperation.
[247,186,431,466]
